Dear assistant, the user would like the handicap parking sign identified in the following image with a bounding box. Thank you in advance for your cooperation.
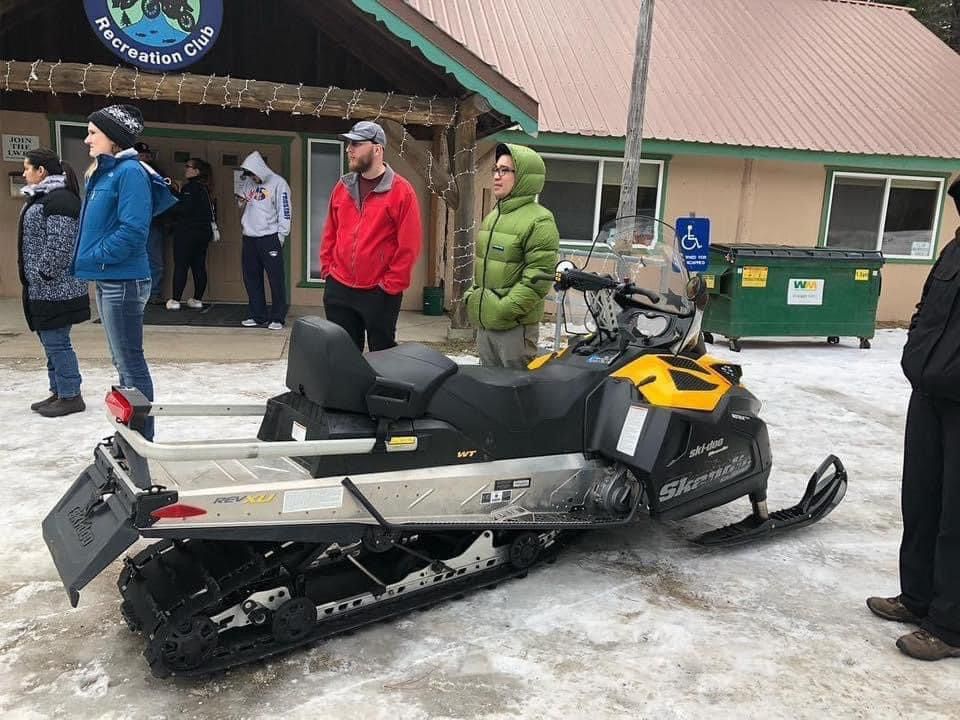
[676,217,710,272]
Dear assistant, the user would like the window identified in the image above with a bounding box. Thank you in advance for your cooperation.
[306,139,345,281]
[55,121,91,200]
[824,172,944,260]
[538,154,663,245]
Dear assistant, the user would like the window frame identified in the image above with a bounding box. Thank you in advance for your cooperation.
[821,170,946,261]
[301,136,345,286]
[538,152,665,248]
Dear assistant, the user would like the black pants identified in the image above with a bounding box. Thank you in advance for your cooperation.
[172,232,209,301]
[899,390,960,645]
[323,275,403,351]
[242,234,287,324]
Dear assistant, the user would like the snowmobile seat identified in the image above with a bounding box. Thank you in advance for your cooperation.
[285,317,458,419]
[365,344,458,419]
[285,317,376,414]
[426,362,604,456]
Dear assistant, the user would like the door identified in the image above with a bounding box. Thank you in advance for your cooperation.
[205,142,283,304]
[142,138,283,303]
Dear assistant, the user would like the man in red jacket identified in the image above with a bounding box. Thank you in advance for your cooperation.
[320,121,422,351]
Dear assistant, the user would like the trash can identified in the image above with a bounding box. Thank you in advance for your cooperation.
[422,285,445,316]
[701,244,885,351]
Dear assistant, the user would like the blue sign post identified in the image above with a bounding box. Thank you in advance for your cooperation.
[676,217,711,272]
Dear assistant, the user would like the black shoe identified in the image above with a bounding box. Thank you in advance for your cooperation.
[148,297,166,306]
[31,393,58,412]
[37,395,86,417]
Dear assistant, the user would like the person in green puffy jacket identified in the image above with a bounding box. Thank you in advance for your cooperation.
[464,143,559,368]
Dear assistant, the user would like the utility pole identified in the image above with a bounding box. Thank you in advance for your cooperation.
[617,0,656,246]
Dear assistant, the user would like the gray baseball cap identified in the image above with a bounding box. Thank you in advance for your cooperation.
[340,120,387,146]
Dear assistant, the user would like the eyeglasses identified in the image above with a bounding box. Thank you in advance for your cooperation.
[492,166,515,177]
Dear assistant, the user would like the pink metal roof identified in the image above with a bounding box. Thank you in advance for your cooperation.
[404,0,960,158]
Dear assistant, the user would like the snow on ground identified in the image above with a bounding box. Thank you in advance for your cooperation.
[0,331,956,719]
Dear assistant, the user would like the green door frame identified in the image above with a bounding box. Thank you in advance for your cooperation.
[50,116,295,303]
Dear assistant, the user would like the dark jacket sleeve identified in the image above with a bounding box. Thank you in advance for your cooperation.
[171,182,213,224]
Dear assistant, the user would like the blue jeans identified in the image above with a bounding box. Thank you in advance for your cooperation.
[37,326,82,398]
[96,279,155,440]
[148,224,165,299]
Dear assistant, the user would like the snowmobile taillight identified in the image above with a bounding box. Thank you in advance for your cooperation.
[150,503,207,520]
[105,390,135,424]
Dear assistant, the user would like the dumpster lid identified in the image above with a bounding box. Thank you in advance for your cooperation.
[710,244,885,264]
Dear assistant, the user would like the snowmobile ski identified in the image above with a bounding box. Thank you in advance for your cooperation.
[692,455,847,547]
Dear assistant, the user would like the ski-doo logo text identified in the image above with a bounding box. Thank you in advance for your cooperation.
[688,438,725,458]
[213,494,276,505]
[68,506,95,547]
[84,1,223,72]
[659,453,752,502]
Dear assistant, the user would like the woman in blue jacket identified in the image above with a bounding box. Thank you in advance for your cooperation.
[72,104,176,440]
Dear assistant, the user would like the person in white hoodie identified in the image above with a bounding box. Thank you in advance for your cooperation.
[236,151,291,329]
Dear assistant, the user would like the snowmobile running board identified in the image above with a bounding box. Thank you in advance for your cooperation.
[691,455,848,547]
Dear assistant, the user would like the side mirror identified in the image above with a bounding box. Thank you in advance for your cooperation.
[686,275,709,310]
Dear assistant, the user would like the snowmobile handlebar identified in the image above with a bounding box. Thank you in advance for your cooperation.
[535,268,662,304]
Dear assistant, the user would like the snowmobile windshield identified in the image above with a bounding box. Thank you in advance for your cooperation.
[558,215,694,319]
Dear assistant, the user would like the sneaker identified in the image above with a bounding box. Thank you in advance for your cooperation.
[267,321,284,330]
[30,393,58,412]
[896,629,960,661]
[36,395,86,418]
[241,319,260,327]
[866,595,923,624]
[166,299,181,310]
[186,298,203,309]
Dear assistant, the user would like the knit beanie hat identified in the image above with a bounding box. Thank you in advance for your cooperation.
[87,104,144,150]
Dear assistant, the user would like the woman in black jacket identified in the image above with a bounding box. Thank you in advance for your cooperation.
[166,158,214,310]
[18,148,90,417]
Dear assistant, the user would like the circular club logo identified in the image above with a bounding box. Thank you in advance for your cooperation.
[84,0,223,72]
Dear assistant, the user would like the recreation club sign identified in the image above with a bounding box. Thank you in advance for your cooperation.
[84,1,223,72]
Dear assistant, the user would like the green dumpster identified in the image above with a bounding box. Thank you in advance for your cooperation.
[701,244,885,351]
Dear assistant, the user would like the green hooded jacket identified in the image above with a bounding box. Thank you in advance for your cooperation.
[464,144,560,331]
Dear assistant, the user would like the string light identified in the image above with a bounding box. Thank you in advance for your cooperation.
[220,73,232,108]
[131,66,141,99]
[199,73,215,105]
[373,90,393,123]
[151,72,167,101]
[23,59,41,92]
[106,65,120,97]
[291,82,305,115]
[343,88,363,119]
[235,77,252,109]
[78,62,93,96]
[46,59,61,96]
[265,82,284,115]
[176,73,187,104]
[3,60,11,91]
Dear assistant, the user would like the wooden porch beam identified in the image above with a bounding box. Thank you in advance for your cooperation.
[381,118,459,209]
[0,60,458,126]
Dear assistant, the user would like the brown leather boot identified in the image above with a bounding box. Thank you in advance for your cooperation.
[36,395,86,418]
[866,595,923,624]
[30,393,57,412]
[897,630,960,661]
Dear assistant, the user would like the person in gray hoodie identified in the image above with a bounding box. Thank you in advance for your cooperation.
[236,151,292,330]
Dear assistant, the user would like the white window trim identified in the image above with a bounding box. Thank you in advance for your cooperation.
[824,171,944,261]
[54,120,87,155]
[305,137,345,282]
[539,152,665,247]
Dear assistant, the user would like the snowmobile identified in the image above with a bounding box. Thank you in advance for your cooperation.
[42,216,847,678]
